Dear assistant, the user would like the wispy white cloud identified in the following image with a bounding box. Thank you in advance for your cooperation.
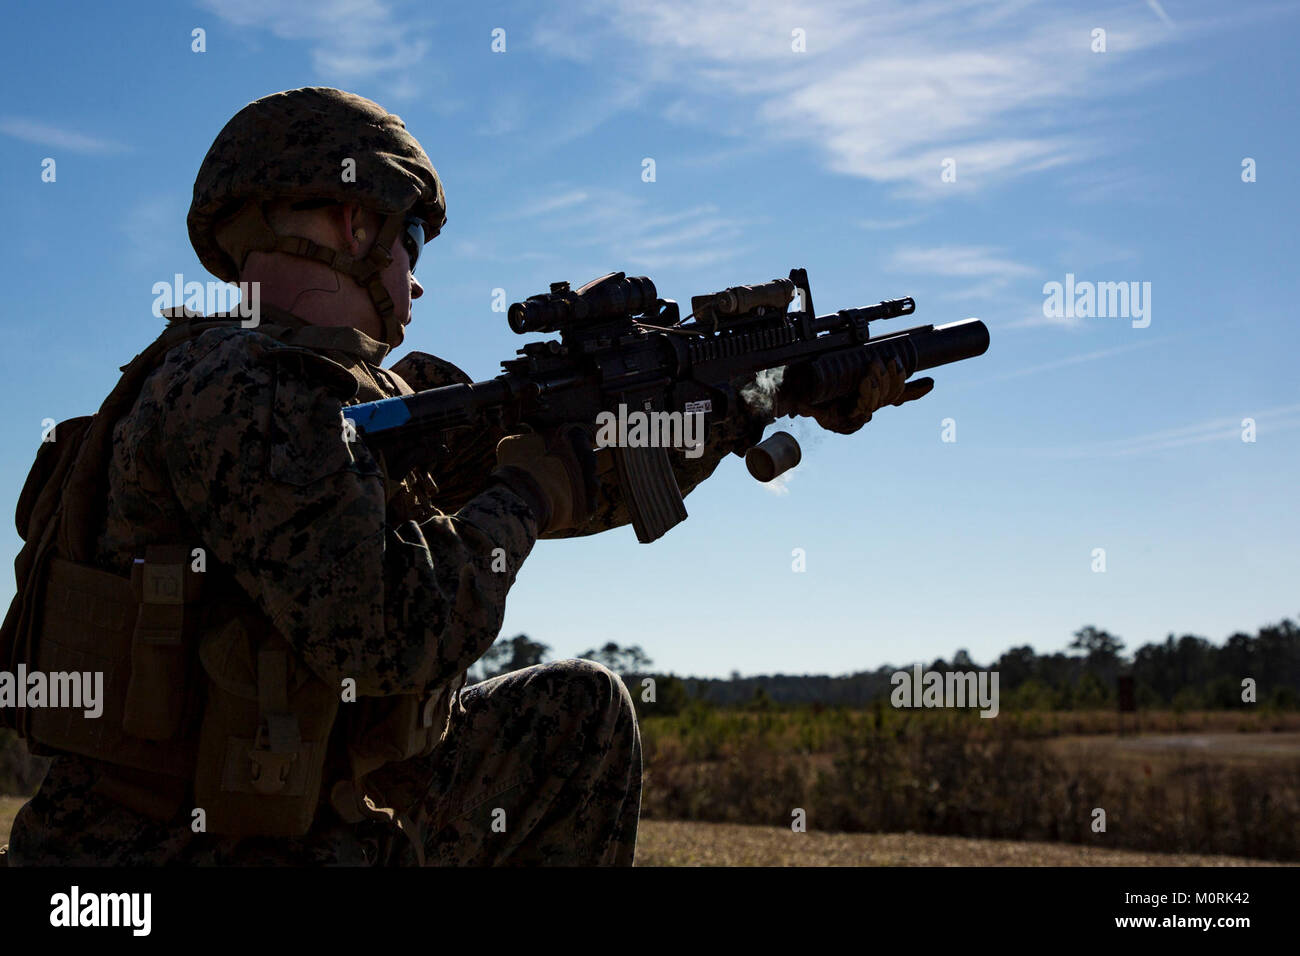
[858,216,925,231]
[1004,310,1085,331]
[955,338,1162,388]
[888,245,1035,281]
[477,95,527,137]
[521,78,650,152]
[533,0,1198,196]
[0,117,127,154]
[676,142,771,169]
[512,190,591,219]
[760,466,796,496]
[1146,0,1176,28]
[1037,403,1300,459]
[196,0,432,99]
[887,244,1038,302]
[501,187,751,270]
[449,239,548,263]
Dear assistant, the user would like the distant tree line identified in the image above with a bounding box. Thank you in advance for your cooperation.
[475,617,1300,713]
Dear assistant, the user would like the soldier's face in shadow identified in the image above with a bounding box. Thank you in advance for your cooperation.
[345,205,424,346]
[377,227,424,338]
[241,201,426,347]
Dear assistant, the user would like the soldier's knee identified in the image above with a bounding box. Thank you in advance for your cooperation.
[546,659,637,727]
[520,660,641,800]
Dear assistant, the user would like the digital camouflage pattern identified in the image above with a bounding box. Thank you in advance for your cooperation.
[187,87,447,284]
[373,659,642,866]
[5,301,758,865]
[8,660,641,866]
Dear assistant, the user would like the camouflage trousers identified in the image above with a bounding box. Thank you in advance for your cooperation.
[373,659,643,866]
[3,659,640,866]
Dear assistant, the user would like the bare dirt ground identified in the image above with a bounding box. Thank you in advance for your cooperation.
[1,796,1287,866]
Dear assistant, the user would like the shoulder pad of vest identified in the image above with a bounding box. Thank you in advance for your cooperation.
[388,351,473,391]
[159,306,205,321]
[266,346,359,400]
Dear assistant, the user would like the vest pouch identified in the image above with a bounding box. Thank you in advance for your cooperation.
[24,557,195,777]
[344,689,446,775]
[122,545,202,740]
[14,417,92,543]
[329,680,458,828]
[194,616,339,837]
[2,416,95,733]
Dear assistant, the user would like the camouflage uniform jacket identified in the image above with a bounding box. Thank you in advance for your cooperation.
[6,303,767,865]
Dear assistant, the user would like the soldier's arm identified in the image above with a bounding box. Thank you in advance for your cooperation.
[157,331,539,696]
[386,352,506,513]
[389,351,772,538]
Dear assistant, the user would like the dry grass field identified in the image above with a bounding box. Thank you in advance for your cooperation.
[1046,731,1300,765]
[635,820,1293,866]
[3,715,1298,865]
[640,713,1300,861]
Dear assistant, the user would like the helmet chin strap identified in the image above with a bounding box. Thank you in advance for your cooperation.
[350,213,406,349]
[219,203,408,349]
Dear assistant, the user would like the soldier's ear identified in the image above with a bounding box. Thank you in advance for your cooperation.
[336,203,364,255]
[337,203,382,255]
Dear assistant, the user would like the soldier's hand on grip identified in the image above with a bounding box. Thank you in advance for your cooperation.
[493,424,599,533]
[791,346,934,436]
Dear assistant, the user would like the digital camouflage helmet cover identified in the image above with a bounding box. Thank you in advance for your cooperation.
[187,87,446,346]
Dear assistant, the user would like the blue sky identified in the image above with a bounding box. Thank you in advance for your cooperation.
[1,0,1296,678]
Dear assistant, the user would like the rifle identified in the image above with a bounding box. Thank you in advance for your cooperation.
[347,268,989,542]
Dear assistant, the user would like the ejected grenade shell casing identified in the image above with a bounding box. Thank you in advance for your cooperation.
[746,431,802,482]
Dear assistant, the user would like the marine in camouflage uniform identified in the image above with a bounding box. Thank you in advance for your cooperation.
[9,303,765,865]
[4,88,912,867]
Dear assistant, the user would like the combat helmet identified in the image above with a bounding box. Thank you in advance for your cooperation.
[187,87,446,347]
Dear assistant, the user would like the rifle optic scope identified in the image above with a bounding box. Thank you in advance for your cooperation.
[508,272,658,334]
